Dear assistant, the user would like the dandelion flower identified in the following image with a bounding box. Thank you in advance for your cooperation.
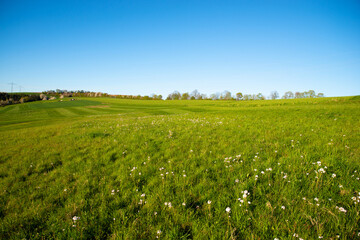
[226,207,231,213]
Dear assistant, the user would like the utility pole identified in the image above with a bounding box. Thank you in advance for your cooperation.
[8,82,15,93]
[19,85,22,92]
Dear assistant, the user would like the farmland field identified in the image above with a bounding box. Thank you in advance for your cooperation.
[0,97,359,239]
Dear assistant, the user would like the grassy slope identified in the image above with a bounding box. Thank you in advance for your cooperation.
[0,97,359,239]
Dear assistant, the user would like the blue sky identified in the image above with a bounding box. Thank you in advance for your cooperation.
[0,0,359,97]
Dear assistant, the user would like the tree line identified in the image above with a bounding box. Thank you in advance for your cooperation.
[1,89,325,107]
[43,90,162,100]
[166,90,324,100]
[0,92,41,106]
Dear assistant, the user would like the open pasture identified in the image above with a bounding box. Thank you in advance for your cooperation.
[0,97,359,239]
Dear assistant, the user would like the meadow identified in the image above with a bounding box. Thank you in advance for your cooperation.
[0,96,359,239]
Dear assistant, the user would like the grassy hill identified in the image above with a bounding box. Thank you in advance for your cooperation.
[0,97,359,239]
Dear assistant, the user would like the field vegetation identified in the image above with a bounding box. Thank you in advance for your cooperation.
[0,96,359,239]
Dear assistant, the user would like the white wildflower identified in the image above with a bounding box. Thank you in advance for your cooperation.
[338,207,347,213]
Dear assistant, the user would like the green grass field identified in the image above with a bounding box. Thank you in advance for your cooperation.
[0,97,359,239]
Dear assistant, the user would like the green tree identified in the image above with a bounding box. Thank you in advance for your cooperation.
[308,90,316,98]
[257,93,265,100]
[181,92,190,100]
[236,92,243,100]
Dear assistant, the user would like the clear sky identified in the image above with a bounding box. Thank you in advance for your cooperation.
[0,0,359,97]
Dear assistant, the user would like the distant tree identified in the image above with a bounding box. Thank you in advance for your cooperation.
[303,90,316,98]
[283,91,294,99]
[200,93,207,100]
[191,89,200,100]
[236,92,243,100]
[222,91,232,100]
[270,91,279,100]
[257,93,265,100]
[308,90,316,98]
[170,91,181,100]
[243,94,250,101]
[181,92,190,100]
[317,93,324,98]
[210,93,218,100]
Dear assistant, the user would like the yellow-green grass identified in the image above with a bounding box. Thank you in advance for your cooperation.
[0,96,359,239]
